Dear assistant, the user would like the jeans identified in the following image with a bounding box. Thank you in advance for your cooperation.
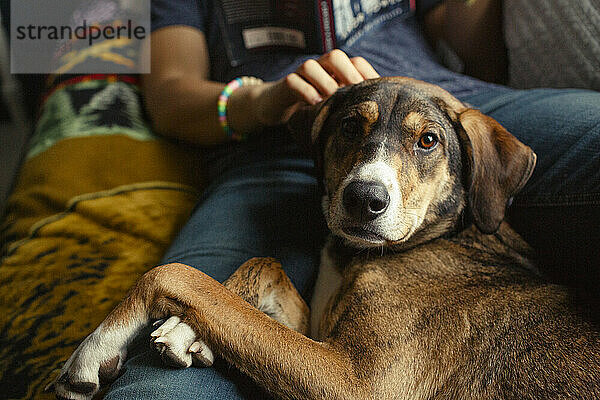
[104,86,600,399]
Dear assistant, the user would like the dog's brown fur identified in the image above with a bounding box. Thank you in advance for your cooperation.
[51,78,600,400]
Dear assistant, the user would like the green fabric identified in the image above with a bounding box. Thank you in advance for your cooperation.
[28,80,155,159]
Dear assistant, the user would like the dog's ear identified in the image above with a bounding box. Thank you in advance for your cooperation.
[457,109,537,234]
[287,101,332,153]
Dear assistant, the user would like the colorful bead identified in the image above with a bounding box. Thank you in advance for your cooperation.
[217,77,263,141]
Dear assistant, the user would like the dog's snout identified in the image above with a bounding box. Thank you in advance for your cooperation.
[343,181,390,222]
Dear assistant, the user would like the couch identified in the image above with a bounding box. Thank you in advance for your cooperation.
[0,0,598,398]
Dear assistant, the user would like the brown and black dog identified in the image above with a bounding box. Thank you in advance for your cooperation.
[50,78,600,400]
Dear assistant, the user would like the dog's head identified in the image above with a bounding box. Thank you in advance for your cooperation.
[289,77,536,249]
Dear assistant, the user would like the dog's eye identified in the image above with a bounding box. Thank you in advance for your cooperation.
[417,133,438,150]
[340,117,361,138]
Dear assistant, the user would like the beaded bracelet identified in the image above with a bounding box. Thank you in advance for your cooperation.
[218,76,264,141]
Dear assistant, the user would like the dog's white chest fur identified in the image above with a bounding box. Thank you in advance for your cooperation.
[310,242,342,339]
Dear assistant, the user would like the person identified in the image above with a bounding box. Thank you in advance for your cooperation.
[104,0,600,398]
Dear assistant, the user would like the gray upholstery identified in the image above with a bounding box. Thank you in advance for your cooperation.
[504,0,600,90]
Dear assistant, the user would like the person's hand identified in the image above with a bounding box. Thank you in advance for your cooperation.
[253,49,379,127]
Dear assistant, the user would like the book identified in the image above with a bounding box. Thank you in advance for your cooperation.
[217,0,416,67]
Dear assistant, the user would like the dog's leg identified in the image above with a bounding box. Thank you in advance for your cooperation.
[47,277,157,399]
[224,257,310,333]
[51,262,365,400]
[150,257,309,368]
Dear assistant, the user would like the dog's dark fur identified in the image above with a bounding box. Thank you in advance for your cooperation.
[51,78,600,400]
[294,77,600,398]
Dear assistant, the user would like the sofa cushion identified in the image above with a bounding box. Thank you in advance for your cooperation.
[504,0,600,90]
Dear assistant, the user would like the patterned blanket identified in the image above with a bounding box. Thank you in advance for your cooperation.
[0,76,205,399]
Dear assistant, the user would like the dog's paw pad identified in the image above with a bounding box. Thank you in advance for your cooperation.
[49,371,98,394]
[151,317,205,368]
[99,355,123,383]
[190,341,214,367]
[49,372,100,400]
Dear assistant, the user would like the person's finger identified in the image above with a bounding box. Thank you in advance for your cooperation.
[318,49,364,86]
[280,101,305,125]
[295,59,339,98]
[283,72,323,105]
[350,56,380,79]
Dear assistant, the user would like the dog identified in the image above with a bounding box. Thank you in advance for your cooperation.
[49,77,600,399]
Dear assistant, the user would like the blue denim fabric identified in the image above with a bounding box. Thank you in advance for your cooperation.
[104,87,600,399]
[105,134,324,400]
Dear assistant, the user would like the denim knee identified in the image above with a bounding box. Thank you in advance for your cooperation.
[466,88,600,207]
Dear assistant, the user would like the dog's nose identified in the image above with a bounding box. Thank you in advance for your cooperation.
[343,181,390,222]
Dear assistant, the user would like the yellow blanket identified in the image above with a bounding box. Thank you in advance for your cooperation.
[0,78,205,399]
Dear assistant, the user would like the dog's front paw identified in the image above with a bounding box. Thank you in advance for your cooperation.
[47,332,126,400]
[151,316,214,368]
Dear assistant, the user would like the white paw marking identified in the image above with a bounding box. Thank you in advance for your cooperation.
[151,316,214,368]
[48,315,148,399]
[48,328,127,400]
